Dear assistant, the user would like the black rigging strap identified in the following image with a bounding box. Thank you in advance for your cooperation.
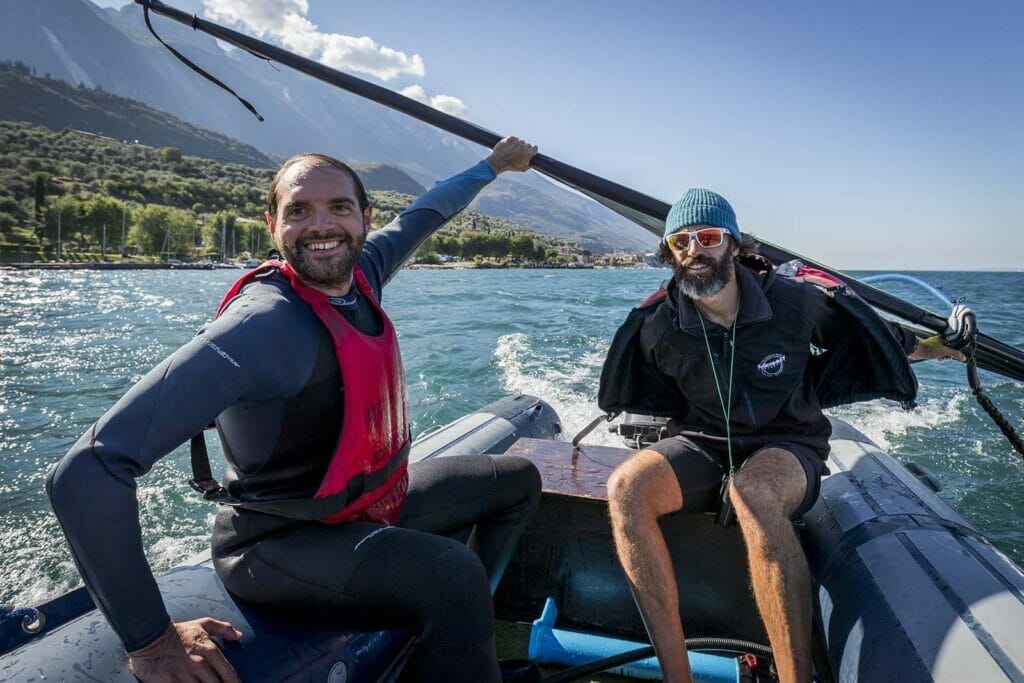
[966,344,1024,457]
[142,2,263,121]
[188,432,229,501]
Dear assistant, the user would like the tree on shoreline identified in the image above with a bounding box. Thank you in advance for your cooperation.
[32,172,47,220]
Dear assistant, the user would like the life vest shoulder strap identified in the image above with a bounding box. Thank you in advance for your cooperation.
[640,288,668,308]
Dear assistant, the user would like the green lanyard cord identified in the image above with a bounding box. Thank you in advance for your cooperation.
[696,299,739,474]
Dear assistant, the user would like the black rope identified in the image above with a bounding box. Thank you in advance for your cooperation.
[142,2,264,121]
[540,646,653,683]
[966,344,1024,457]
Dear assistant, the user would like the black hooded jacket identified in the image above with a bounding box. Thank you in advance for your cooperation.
[598,258,918,459]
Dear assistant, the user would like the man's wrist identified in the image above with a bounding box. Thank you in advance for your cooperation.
[127,621,175,656]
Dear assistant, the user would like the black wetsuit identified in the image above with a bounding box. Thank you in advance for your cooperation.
[47,161,541,682]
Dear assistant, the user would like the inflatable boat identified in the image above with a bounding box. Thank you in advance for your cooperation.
[2,394,1022,681]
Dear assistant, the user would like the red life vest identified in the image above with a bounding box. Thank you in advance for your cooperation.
[217,261,410,524]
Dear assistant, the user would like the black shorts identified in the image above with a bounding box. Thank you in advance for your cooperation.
[647,435,824,518]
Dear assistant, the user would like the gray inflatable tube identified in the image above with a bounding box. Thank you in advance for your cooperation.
[805,418,1024,682]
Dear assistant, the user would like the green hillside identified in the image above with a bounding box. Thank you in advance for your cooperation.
[0,120,575,265]
[0,61,275,168]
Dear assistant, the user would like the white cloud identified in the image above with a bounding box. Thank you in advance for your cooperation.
[400,86,470,119]
[399,85,428,103]
[429,94,470,118]
[203,0,424,81]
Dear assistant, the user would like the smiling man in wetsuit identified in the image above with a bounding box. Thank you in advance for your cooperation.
[47,137,541,682]
[599,188,964,683]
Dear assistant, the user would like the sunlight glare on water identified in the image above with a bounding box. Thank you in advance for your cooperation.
[1,267,1021,606]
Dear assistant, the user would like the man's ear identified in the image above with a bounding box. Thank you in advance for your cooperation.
[362,205,373,234]
[265,211,277,239]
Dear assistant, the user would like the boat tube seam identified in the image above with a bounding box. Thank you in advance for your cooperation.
[895,532,1024,681]
[832,454,887,517]
[956,537,1024,607]
[812,513,987,590]
[838,448,959,523]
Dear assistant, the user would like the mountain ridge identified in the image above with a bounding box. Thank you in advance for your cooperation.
[0,0,657,252]
[0,61,275,168]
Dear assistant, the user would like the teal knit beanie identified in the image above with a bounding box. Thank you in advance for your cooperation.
[663,188,741,243]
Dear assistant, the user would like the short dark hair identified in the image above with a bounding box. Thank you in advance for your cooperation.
[267,153,370,218]
[657,232,759,264]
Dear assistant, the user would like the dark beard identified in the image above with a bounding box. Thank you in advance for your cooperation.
[674,250,735,300]
[279,230,365,290]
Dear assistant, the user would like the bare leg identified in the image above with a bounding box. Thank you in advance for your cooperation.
[607,450,693,683]
[730,448,813,683]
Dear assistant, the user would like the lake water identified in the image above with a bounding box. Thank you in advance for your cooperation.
[1,267,1022,607]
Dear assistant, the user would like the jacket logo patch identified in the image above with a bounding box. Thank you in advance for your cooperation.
[757,353,786,377]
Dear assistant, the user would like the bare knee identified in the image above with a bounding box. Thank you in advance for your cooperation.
[607,450,681,528]
[730,449,806,523]
[730,472,804,561]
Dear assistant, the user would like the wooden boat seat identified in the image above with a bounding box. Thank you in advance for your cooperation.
[503,437,633,501]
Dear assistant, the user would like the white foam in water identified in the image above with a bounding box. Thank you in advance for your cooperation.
[148,534,209,570]
[0,513,82,606]
[828,392,966,451]
[494,333,622,446]
[136,478,210,573]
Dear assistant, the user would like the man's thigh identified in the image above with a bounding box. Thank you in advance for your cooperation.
[736,443,823,518]
[398,453,537,535]
[214,512,485,628]
[645,435,726,514]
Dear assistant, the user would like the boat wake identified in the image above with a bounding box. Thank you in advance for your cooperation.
[828,391,967,452]
[495,332,620,446]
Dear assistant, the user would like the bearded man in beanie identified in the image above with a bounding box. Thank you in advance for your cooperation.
[599,189,964,682]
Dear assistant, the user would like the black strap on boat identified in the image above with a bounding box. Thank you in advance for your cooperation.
[965,343,1024,457]
[0,606,45,635]
[141,1,264,121]
[188,431,229,502]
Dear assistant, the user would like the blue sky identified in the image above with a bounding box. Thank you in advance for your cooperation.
[93,0,1024,270]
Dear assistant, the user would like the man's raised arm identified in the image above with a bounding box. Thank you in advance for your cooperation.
[361,136,537,289]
